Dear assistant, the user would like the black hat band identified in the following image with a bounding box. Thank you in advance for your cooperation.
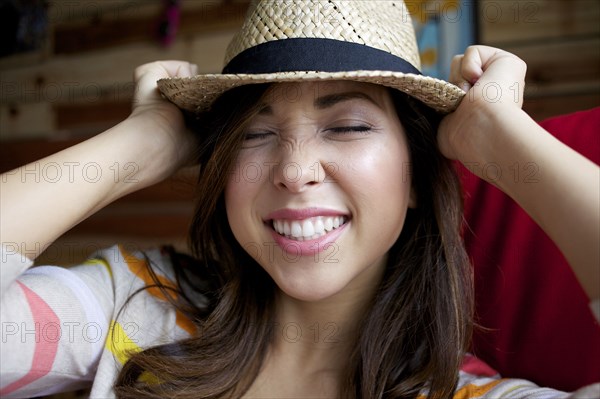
[222,37,422,75]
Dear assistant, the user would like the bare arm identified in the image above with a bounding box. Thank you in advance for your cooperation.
[438,46,600,300]
[0,61,198,260]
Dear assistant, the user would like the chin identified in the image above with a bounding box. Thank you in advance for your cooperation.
[279,286,344,303]
[272,270,350,303]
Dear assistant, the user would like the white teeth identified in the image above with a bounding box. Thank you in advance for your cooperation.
[271,216,347,240]
[291,221,302,237]
[302,220,315,236]
[314,218,325,235]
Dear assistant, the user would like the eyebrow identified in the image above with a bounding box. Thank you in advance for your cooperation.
[256,91,382,115]
[257,104,273,115]
[314,91,381,110]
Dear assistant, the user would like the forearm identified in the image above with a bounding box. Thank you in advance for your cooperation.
[0,117,170,260]
[466,106,600,300]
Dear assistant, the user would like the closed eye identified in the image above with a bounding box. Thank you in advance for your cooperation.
[327,125,372,134]
[244,132,274,141]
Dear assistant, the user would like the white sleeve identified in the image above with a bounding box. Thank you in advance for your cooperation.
[0,244,34,297]
[0,246,114,398]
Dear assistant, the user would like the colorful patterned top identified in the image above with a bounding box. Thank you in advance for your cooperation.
[1,245,597,398]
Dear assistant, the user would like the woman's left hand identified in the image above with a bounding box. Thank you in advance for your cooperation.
[437,45,527,170]
[437,45,600,301]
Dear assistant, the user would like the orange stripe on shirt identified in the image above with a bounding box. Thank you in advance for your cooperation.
[119,245,196,335]
[416,379,504,399]
[452,379,504,399]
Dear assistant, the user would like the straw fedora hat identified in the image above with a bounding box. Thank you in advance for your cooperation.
[157,0,466,114]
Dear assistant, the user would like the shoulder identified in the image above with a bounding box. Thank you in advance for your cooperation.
[69,244,202,341]
[81,244,206,301]
[89,245,200,376]
[452,354,572,399]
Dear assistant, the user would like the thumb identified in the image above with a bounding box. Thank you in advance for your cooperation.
[133,61,198,107]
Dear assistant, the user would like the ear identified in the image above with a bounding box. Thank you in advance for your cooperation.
[408,187,417,209]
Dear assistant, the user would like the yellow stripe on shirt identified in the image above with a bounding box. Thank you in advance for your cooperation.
[105,320,160,384]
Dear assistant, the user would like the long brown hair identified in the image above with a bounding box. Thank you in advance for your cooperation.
[114,83,473,399]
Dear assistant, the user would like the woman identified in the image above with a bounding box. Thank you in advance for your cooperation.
[1,1,598,398]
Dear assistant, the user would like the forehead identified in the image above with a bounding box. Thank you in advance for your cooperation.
[260,80,391,107]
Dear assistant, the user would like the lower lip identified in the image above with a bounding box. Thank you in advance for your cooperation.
[269,221,349,257]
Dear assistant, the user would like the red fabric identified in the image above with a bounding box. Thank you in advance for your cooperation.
[461,107,600,391]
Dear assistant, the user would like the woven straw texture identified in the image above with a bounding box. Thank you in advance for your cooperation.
[157,0,465,114]
[225,0,421,69]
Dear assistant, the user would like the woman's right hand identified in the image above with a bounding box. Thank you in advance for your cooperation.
[0,61,199,260]
[125,61,199,184]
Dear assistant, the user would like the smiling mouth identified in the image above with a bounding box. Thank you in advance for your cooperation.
[270,216,349,241]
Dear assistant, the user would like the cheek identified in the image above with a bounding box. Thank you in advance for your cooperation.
[345,138,411,200]
[343,135,412,247]
[224,174,251,240]
[225,157,258,211]
[224,159,271,242]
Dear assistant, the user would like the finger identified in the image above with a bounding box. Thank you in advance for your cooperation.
[464,46,526,85]
[460,46,485,85]
[466,46,527,107]
[449,54,463,84]
[134,60,197,83]
[133,61,197,103]
[449,54,471,92]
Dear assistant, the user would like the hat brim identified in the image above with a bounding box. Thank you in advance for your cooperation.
[157,70,465,114]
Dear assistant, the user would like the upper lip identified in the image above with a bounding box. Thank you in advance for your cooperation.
[265,207,350,221]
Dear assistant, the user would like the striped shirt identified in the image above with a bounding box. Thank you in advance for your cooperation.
[1,245,597,398]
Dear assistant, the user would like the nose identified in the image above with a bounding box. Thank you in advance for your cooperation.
[272,148,327,193]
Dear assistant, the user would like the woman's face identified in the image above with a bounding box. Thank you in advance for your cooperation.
[225,81,414,302]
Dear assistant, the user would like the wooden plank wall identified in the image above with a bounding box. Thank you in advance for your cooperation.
[1,0,599,269]
[0,2,598,398]
[1,0,248,141]
[479,0,600,120]
[1,0,248,267]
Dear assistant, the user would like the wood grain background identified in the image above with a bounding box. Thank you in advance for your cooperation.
[0,1,598,398]
[1,0,599,265]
